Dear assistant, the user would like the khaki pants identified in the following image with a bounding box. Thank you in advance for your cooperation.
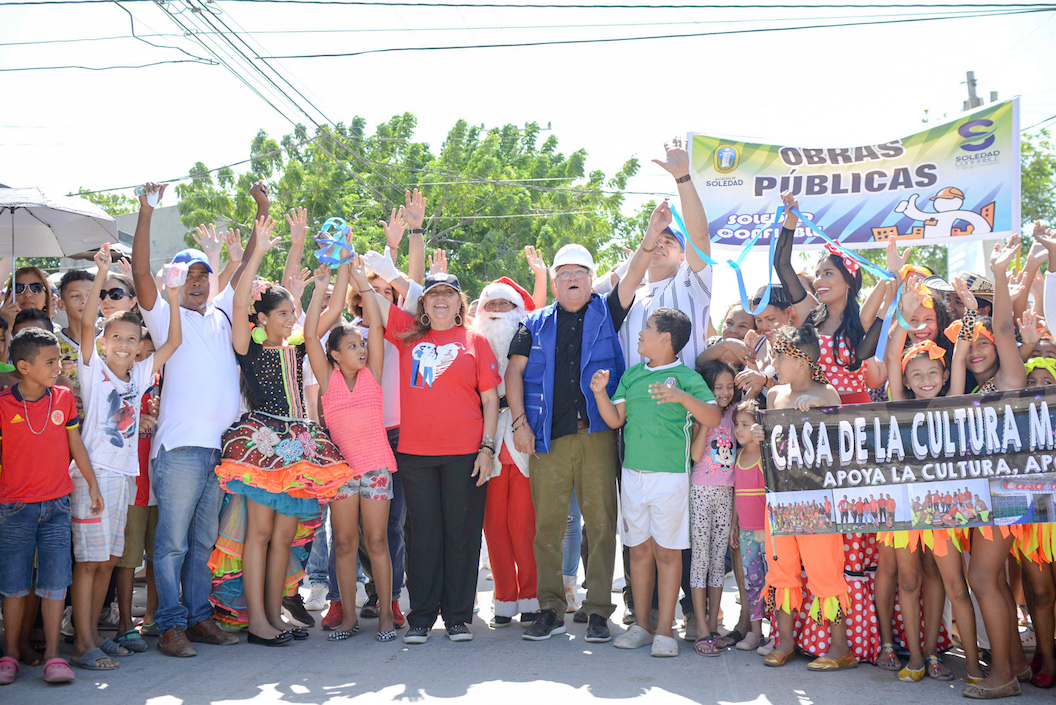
[530,428,617,618]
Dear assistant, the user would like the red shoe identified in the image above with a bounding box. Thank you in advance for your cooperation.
[321,600,343,631]
[392,600,406,630]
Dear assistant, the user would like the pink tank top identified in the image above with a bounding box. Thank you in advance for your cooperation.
[817,334,868,394]
[321,367,397,478]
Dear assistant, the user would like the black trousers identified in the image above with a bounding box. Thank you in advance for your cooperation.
[398,452,487,629]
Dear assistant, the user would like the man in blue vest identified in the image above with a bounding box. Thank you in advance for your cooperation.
[506,202,672,642]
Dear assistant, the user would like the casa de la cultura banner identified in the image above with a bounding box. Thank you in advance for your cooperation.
[689,98,1020,251]
[761,386,1056,537]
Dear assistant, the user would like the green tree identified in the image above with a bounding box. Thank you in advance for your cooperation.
[174,116,640,297]
[1022,129,1056,231]
[76,188,138,217]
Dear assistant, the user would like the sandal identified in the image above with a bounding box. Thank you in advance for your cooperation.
[42,658,75,684]
[114,629,148,653]
[877,642,902,671]
[138,621,160,637]
[327,623,361,642]
[717,629,744,649]
[926,655,953,681]
[97,637,131,657]
[897,664,925,683]
[693,634,725,657]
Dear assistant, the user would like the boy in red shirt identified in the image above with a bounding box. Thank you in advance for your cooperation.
[0,328,102,685]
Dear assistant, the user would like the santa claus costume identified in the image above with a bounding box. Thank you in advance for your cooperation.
[476,277,540,624]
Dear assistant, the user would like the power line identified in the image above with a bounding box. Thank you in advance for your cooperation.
[4,0,1055,7]
[262,6,1054,58]
[0,58,212,71]
[1025,113,1056,131]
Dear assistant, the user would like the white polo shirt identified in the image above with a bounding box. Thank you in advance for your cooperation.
[616,261,714,369]
[140,286,242,458]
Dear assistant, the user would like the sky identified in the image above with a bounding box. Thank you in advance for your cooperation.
[2,0,1055,312]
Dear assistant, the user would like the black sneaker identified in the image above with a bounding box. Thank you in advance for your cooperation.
[447,623,473,642]
[490,615,513,628]
[522,609,565,641]
[403,626,429,644]
[519,612,539,624]
[282,594,316,628]
[584,614,611,643]
[573,606,587,624]
[360,595,380,619]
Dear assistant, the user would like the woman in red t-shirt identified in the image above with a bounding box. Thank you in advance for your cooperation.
[367,272,500,644]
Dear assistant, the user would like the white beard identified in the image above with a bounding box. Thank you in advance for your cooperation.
[473,309,524,397]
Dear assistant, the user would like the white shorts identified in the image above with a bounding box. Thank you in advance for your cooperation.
[71,465,129,563]
[620,467,690,550]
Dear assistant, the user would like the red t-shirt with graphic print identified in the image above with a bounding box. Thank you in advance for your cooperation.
[0,385,79,502]
[385,307,501,456]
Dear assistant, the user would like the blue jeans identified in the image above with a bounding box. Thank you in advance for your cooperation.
[562,489,582,577]
[0,497,72,600]
[152,445,222,632]
[305,506,330,588]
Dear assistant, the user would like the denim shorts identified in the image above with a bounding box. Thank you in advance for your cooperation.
[0,497,73,600]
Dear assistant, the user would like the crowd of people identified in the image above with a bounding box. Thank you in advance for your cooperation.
[3,136,1056,701]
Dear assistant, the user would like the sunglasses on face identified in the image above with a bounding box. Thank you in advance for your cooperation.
[100,288,132,301]
[15,282,46,295]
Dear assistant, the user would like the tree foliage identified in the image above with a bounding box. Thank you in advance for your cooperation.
[76,188,138,217]
[173,116,640,297]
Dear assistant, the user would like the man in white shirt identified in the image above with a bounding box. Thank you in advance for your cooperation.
[131,181,264,657]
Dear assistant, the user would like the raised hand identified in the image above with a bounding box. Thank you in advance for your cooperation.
[312,264,331,288]
[1019,309,1043,351]
[193,223,225,261]
[589,369,610,394]
[94,243,112,276]
[112,258,133,278]
[952,276,979,313]
[428,249,447,275]
[1036,225,1056,261]
[404,188,426,231]
[380,206,407,251]
[138,182,166,210]
[224,229,244,266]
[348,254,368,287]
[1008,270,1030,302]
[990,233,1021,276]
[886,239,912,278]
[750,423,765,443]
[780,190,798,211]
[254,215,280,253]
[647,199,673,235]
[1027,239,1048,269]
[286,267,311,301]
[524,245,547,275]
[652,136,689,179]
[249,181,270,209]
[285,207,309,246]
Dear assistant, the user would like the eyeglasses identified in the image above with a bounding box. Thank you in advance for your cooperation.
[555,269,590,281]
[14,282,46,295]
[100,288,132,301]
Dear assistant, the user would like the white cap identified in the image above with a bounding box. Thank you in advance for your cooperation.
[550,243,596,278]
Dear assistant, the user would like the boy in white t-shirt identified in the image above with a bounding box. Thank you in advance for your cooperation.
[69,244,184,671]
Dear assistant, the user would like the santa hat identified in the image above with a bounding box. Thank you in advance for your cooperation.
[478,276,535,312]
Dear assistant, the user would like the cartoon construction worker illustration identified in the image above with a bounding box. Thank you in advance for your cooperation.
[894,187,993,239]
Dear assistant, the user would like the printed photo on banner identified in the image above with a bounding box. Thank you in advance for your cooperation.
[989,475,1056,525]
[766,489,837,535]
[761,386,1056,535]
[835,485,911,532]
[909,479,992,530]
[689,98,1020,251]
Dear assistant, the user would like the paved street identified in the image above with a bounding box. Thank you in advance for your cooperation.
[4,564,1051,705]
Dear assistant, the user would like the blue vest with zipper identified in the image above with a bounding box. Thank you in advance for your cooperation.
[521,293,625,454]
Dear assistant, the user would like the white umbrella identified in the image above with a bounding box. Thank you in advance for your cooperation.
[0,187,117,259]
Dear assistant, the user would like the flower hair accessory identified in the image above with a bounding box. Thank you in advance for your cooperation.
[822,243,860,275]
[772,333,829,384]
[250,279,267,302]
[901,340,946,373]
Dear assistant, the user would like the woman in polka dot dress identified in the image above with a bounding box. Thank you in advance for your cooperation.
[876,276,979,684]
[773,193,896,668]
[211,215,352,645]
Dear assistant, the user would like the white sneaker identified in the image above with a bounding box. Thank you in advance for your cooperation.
[614,624,654,650]
[98,601,120,630]
[757,638,775,656]
[305,585,328,612]
[564,587,580,614]
[60,606,74,637]
[651,634,679,657]
[355,582,368,608]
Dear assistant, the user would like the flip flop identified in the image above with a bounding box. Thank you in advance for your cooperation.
[98,637,131,657]
[693,635,723,656]
[42,658,75,684]
[0,655,19,685]
[114,629,148,653]
[71,647,119,671]
[138,621,160,637]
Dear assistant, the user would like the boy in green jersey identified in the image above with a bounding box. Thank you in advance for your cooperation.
[591,307,720,658]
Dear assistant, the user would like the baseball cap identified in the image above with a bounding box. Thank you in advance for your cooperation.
[662,225,687,251]
[421,272,461,296]
[550,244,596,277]
[170,248,214,274]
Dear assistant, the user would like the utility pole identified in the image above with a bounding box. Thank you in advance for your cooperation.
[964,71,983,111]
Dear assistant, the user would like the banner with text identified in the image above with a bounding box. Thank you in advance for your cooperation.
[689,98,1020,251]
[761,386,1056,536]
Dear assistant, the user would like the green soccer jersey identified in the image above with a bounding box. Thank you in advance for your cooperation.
[613,361,715,473]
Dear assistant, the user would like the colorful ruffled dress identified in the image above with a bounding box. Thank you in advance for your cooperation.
[209,338,353,626]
